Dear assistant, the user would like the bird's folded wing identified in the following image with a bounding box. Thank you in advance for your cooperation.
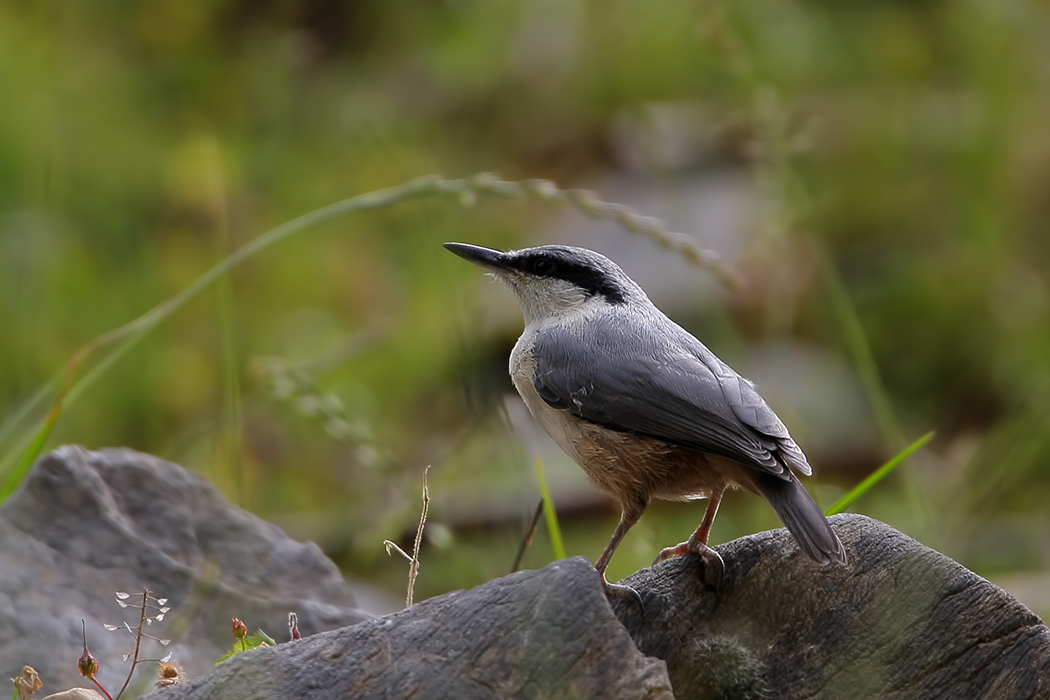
[531,323,811,477]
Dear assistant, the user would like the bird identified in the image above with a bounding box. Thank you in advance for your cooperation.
[444,241,846,602]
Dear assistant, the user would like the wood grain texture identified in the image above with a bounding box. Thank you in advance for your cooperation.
[610,513,1050,700]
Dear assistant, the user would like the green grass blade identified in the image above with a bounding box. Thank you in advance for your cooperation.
[0,377,61,492]
[0,173,738,499]
[0,415,58,500]
[0,373,60,453]
[826,431,934,516]
[811,241,906,453]
[0,326,150,497]
[0,176,448,491]
[216,275,245,506]
[533,457,566,560]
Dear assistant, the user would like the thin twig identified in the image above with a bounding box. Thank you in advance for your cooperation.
[461,174,741,289]
[384,466,432,607]
[511,499,545,573]
[406,466,430,607]
[113,589,150,700]
[383,540,412,561]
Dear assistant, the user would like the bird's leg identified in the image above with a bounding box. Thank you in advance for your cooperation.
[653,485,726,588]
[595,499,646,612]
[653,484,724,561]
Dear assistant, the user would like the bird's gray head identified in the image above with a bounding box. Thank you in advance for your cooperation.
[444,242,646,324]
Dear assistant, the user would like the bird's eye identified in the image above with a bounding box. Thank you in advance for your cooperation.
[531,258,555,275]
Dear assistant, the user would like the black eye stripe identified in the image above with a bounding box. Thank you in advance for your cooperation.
[512,253,626,305]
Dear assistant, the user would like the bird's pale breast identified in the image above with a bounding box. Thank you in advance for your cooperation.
[511,337,755,505]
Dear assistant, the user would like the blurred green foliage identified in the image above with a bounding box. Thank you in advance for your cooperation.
[1,0,1049,615]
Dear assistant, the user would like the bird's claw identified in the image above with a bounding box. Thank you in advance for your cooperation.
[601,576,645,618]
[652,541,690,566]
[653,539,725,591]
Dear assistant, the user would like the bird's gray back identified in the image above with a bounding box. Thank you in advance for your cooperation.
[528,304,812,477]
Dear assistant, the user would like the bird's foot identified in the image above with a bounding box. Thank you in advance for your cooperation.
[600,573,645,618]
[652,540,691,565]
[653,540,725,590]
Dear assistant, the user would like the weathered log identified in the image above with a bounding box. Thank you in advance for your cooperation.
[609,513,1050,699]
[152,514,1050,700]
[151,557,673,700]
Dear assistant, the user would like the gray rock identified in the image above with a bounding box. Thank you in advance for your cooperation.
[149,557,673,700]
[609,513,1050,700]
[5,447,1046,700]
[149,513,1049,700]
[0,446,371,695]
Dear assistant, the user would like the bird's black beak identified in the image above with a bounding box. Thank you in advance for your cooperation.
[443,242,511,271]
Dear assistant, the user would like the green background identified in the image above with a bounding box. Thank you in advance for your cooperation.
[1,0,1048,618]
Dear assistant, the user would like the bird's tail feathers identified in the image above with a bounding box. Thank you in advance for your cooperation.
[754,471,847,565]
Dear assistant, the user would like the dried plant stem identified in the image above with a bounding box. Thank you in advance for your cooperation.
[113,589,149,700]
[459,174,740,289]
[406,467,430,607]
[511,500,545,573]
[383,540,412,561]
[382,466,431,607]
[0,173,735,499]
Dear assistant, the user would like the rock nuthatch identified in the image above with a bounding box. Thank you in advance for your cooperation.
[445,242,846,601]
